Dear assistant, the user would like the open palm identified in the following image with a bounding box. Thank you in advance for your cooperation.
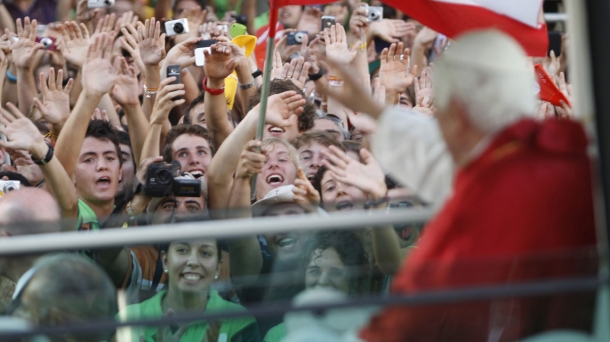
[111,60,139,106]
[203,43,238,80]
[379,44,415,94]
[322,146,386,198]
[0,105,44,153]
[260,91,305,128]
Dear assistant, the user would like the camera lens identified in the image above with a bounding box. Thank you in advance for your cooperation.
[156,169,173,185]
[41,37,52,48]
[3,184,17,193]
[173,22,184,34]
[104,0,110,4]
[295,33,303,43]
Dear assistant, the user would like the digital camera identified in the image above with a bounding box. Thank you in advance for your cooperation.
[143,161,201,198]
[165,18,189,37]
[286,31,307,45]
[87,0,114,8]
[36,36,55,50]
[194,40,217,66]
[367,6,384,22]
[0,180,20,197]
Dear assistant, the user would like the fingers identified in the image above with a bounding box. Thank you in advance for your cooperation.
[5,102,25,120]
[56,69,64,90]
[32,97,45,114]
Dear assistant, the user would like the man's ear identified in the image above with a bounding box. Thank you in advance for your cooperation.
[452,99,472,134]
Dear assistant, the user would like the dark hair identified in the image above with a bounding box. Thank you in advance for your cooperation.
[117,130,136,168]
[183,93,205,125]
[302,231,369,294]
[162,124,216,162]
[292,130,345,151]
[247,79,316,132]
[86,120,123,166]
[0,171,31,186]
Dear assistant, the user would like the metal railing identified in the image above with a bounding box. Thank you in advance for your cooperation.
[0,207,437,255]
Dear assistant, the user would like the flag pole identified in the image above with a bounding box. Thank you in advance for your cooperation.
[251,0,280,201]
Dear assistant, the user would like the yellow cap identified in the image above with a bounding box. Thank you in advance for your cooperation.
[225,35,257,110]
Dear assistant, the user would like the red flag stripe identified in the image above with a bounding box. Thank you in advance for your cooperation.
[382,0,548,56]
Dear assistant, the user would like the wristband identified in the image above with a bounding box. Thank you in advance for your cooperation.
[308,68,325,82]
[238,78,255,90]
[143,84,158,99]
[5,69,17,82]
[251,70,263,79]
[364,196,389,209]
[32,142,54,165]
[329,75,344,87]
[202,77,225,96]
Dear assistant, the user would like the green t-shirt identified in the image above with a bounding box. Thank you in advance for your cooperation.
[76,199,100,232]
[118,289,261,342]
[263,323,285,342]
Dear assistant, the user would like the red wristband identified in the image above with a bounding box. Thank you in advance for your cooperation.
[202,76,225,96]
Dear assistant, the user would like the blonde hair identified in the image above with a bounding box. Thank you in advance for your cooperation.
[262,137,301,169]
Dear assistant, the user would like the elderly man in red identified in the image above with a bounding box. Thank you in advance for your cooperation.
[324,29,598,341]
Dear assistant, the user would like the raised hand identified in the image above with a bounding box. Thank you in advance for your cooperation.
[251,91,305,128]
[203,41,244,80]
[115,10,138,32]
[274,56,310,89]
[136,18,166,66]
[369,19,415,44]
[76,0,102,24]
[33,68,73,128]
[164,37,202,69]
[555,71,573,118]
[318,54,383,118]
[379,42,417,97]
[0,103,46,157]
[150,76,185,125]
[236,140,266,179]
[11,17,42,69]
[542,50,560,77]
[414,66,434,107]
[82,33,120,97]
[413,26,438,50]
[111,57,140,106]
[93,13,117,35]
[57,21,90,68]
[322,146,387,200]
[119,24,145,74]
[324,24,359,66]
[348,5,369,39]
[175,6,207,43]
[293,167,320,209]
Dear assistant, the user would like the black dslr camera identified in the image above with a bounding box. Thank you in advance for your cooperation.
[143,161,201,198]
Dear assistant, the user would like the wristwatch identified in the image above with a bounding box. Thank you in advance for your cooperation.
[251,70,263,79]
[32,142,54,165]
[308,68,325,81]
[364,196,390,209]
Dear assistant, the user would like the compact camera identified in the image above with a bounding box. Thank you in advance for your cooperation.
[194,40,217,66]
[367,6,384,22]
[143,162,201,198]
[36,36,55,50]
[87,0,114,8]
[286,31,307,45]
[165,18,189,37]
[0,180,20,197]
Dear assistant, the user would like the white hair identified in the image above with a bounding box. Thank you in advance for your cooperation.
[434,30,537,133]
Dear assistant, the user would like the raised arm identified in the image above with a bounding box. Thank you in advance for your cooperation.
[0,103,78,221]
[55,33,119,177]
[322,146,402,275]
[202,41,243,148]
[11,17,42,115]
[110,58,148,165]
[227,140,266,285]
[140,77,185,164]
[32,68,74,144]
[207,91,306,211]
[135,18,166,120]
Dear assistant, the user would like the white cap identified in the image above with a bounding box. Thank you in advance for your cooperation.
[251,185,297,217]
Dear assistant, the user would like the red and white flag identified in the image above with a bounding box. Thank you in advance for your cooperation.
[382,0,549,56]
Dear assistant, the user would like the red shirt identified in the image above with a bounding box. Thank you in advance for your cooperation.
[360,119,598,342]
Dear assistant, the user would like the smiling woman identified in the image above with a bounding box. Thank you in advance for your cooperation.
[118,237,261,342]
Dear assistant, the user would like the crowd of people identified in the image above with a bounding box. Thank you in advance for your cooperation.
[0,0,600,341]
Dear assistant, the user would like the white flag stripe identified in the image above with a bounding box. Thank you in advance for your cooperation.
[433,0,543,28]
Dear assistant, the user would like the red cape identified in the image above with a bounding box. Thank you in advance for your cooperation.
[361,118,598,341]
